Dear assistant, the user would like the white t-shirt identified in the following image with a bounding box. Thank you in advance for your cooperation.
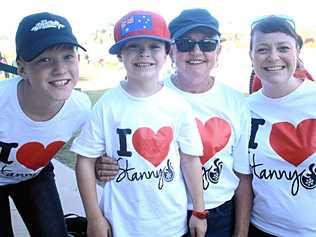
[71,83,203,237]
[247,79,316,237]
[0,76,91,185]
[165,76,251,209]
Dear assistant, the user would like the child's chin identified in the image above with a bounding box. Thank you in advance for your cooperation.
[52,90,73,101]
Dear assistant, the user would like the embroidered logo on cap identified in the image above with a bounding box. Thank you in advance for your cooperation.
[31,19,65,32]
[121,15,152,36]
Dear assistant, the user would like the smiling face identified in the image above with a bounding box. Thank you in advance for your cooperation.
[120,38,167,83]
[171,30,221,82]
[18,45,79,102]
[250,31,299,87]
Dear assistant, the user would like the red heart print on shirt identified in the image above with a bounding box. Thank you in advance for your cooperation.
[196,117,231,165]
[132,127,173,167]
[16,141,65,171]
[270,119,316,166]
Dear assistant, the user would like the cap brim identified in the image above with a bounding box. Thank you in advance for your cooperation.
[21,36,86,61]
[109,35,171,55]
[172,24,221,40]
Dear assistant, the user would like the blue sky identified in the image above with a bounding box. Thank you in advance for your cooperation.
[3,0,316,40]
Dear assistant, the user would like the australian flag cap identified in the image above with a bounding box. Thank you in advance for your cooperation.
[109,10,171,55]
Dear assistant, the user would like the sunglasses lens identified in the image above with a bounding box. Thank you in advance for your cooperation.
[198,39,218,52]
[175,39,218,52]
[175,39,194,52]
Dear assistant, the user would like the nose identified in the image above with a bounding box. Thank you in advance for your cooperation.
[52,59,67,75]
[191,42,202,54]
[138,46,151,57]
[268,47,280,60]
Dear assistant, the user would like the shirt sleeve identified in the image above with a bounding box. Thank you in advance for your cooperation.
[70,102,107,158]
[176,103,203,157]
[233,102,252,174]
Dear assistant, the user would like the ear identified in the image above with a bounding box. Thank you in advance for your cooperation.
[215,44,222,57]
[297,57,304,70]
[16,59,25,76]
[296,47,301,59]
[117,54,123,62]
[169,45,176,63]
[249,50,254,62]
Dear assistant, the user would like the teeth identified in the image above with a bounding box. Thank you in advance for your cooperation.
[265,66,284,71]
[50,80,69,86]
[135,63,152,67]
[187,60,204,64]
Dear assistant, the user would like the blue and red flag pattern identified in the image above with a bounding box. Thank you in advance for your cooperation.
[121,15,153,36]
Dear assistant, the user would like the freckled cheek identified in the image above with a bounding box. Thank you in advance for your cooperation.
[252,55,265,67]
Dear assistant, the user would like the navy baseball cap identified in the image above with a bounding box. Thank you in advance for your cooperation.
[169,8,221,40]
[16,12,86,62]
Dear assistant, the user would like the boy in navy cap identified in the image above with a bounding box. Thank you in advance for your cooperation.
[0,12,90,236]
[71,10,206,237]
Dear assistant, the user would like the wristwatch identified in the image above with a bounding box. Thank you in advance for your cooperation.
[191,210,209,219]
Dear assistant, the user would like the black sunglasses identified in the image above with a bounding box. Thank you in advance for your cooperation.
[173,38,219,53]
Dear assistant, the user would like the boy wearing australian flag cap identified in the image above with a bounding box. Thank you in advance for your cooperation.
[0,12,90,236]
[72,10,206,237]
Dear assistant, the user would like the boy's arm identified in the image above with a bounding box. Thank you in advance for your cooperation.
[233,172,253,237]
[76,155,112,236]
[180,151,207,237]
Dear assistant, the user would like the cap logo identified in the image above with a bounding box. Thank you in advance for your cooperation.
[121,15,152,36]
[31,19,65,32]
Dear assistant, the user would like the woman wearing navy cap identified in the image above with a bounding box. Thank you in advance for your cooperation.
[166,8,252,237]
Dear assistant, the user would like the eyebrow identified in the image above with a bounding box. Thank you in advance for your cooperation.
[254,40,294,46]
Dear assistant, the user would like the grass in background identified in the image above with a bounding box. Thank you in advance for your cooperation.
[55,89,106,169]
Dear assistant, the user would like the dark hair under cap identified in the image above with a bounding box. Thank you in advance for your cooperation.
[250,15,302,50]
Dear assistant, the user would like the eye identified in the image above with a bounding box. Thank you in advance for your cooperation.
[64,53,75,60]
[256,47,268,54]
[36,57,50,64]
[124,44,139,50]
[185,39,194,44]
[278,46,291,53]
[150,43,162,50]
[177,38,193,45]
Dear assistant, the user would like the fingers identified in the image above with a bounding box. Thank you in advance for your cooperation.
[188,216,207,237]
[97,170,117,182]
[96,159,119,171]
[95,155,119,182]
[96,164,119,176]
[98,163,119,171]
[98,155,117,164]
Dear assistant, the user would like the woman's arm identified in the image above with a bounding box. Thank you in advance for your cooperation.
[180,151,207,237]
[233,172,253,237]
